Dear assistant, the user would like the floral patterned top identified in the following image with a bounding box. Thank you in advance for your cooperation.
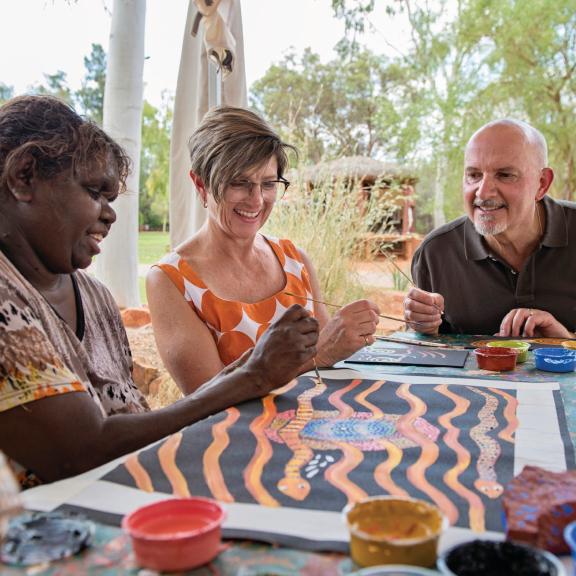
[154,234,314,366]
[0,251,149,489]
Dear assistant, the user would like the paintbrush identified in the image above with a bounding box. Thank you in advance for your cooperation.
[372,242,444,316]
[312,358,324,383]
[374,335,450,348]
[283,292,423,327]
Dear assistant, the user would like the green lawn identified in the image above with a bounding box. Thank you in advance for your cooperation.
[139,232,171,302]
[139,276,147,304]
[139,231,171,264]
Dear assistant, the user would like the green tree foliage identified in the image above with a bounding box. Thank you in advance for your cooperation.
[32,70,73,104]
[250,48,418,163]
[0,83,14,104]
[139,95,173,232]
[76,43,106,123]
[474,0,576,200]
[329,0,576,216]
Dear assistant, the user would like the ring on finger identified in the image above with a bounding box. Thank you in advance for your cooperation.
[364,335,369,346]
[529,308,534,316]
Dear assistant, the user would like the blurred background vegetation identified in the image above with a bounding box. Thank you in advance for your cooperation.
[1,0,575,236]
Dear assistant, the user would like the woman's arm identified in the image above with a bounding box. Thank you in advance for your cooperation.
[296,247,381,368]
[146,266,223,395]
[0,304,319,483]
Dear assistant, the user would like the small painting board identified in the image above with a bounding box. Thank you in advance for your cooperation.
[344,344,469,368]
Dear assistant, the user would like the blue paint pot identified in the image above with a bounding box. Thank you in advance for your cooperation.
[533,348,576,373]
[564,521,576,575]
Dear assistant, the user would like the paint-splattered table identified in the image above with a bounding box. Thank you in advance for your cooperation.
[1,524,354,576]
[336,333,576,447]
[8,333,576,575]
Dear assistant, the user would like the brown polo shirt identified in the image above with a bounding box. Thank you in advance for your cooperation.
[411,195,576,335]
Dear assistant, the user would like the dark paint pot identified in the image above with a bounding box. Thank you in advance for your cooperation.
[121,497,227,572]
[474,347,520,371]
[533,348,576,373]
[436,540,565,576]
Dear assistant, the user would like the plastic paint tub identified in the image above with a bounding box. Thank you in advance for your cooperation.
[563,520,576,574]
[343,496,448,568]
[121,497,227,572]
[562,341,576,351]
[437,540,565,576]
[487,340,530,363]
[474,347,520,371]
[348,566,440,576]
[533,348,576,373]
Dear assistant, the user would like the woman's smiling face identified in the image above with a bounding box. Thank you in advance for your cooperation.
[25,156,119,274]
[206,156,278,239]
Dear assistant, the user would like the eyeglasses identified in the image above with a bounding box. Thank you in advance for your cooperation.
[226,178,290,203]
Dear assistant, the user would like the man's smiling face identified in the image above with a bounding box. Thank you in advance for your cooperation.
[463,125,543,237]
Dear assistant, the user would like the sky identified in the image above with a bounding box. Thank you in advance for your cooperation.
[0,0,411,108]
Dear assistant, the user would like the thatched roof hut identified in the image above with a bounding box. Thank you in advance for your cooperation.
[300,155,418,187]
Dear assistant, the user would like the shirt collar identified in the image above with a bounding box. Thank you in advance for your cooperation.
[464,195,567,260]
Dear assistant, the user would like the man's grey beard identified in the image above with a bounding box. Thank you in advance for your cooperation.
[473,200,507,236]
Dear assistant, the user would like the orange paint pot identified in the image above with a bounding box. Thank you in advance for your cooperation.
[474,347,519,371]
[343,496,448,568]
[121,497,227,572]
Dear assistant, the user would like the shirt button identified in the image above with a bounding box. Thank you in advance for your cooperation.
[511,270,516,274]
[491,258,497,261]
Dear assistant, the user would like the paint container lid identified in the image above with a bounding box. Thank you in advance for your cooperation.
[349,566,440,576]
[1,512,95,566]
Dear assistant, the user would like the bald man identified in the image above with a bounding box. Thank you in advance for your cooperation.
[404,118,576,338]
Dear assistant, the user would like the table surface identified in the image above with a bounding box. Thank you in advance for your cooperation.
[5,334,576,575]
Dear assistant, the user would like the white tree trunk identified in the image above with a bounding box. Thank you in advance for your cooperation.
[96,0,146,308]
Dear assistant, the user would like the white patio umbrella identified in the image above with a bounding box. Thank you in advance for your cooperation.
[169,0,247,249]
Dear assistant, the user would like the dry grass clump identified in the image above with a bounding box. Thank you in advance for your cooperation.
[147,376,183,411]
[263,166,399,310]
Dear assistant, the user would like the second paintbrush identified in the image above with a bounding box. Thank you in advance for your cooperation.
[283,292,423,327]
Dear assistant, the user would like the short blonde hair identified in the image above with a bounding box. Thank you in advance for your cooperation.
[188,106,297,203]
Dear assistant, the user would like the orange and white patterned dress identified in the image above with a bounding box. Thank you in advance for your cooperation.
[155,234,314,366]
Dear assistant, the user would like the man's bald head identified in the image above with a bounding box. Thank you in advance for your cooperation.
[467,118,548,170]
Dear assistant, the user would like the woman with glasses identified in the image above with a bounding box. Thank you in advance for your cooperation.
[147,106,381,395]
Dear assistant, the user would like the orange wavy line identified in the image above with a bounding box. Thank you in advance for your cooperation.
[489,388,519,444]
[354,380,409,497]
[374,439,410,497]
[435,385,485,532]
[396,383,459,525]
[324,441,368,504]
[329,379,362,418]
[158,433,191,498]
[124,453,154,493]
[203,407,240,502]
[323,379,366,503]
[243,379,299,507]
[355,380,386,419]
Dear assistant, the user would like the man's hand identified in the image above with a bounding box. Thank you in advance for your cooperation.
[498,308,574,339]
[244,304,319,392]
[403,287,444,334]
[315,300,381,367]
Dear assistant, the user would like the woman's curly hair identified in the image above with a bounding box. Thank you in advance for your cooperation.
[0,95,131,191]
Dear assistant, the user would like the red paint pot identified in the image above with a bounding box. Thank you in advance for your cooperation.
[121,497,227,572]
[474,347,520,371]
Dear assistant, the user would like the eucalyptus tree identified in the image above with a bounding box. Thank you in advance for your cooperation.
[251,48,417,163]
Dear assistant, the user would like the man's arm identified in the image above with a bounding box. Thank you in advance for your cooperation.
[0,305,319,483]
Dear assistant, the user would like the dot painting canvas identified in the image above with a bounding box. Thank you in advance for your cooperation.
[57,370,575,552]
